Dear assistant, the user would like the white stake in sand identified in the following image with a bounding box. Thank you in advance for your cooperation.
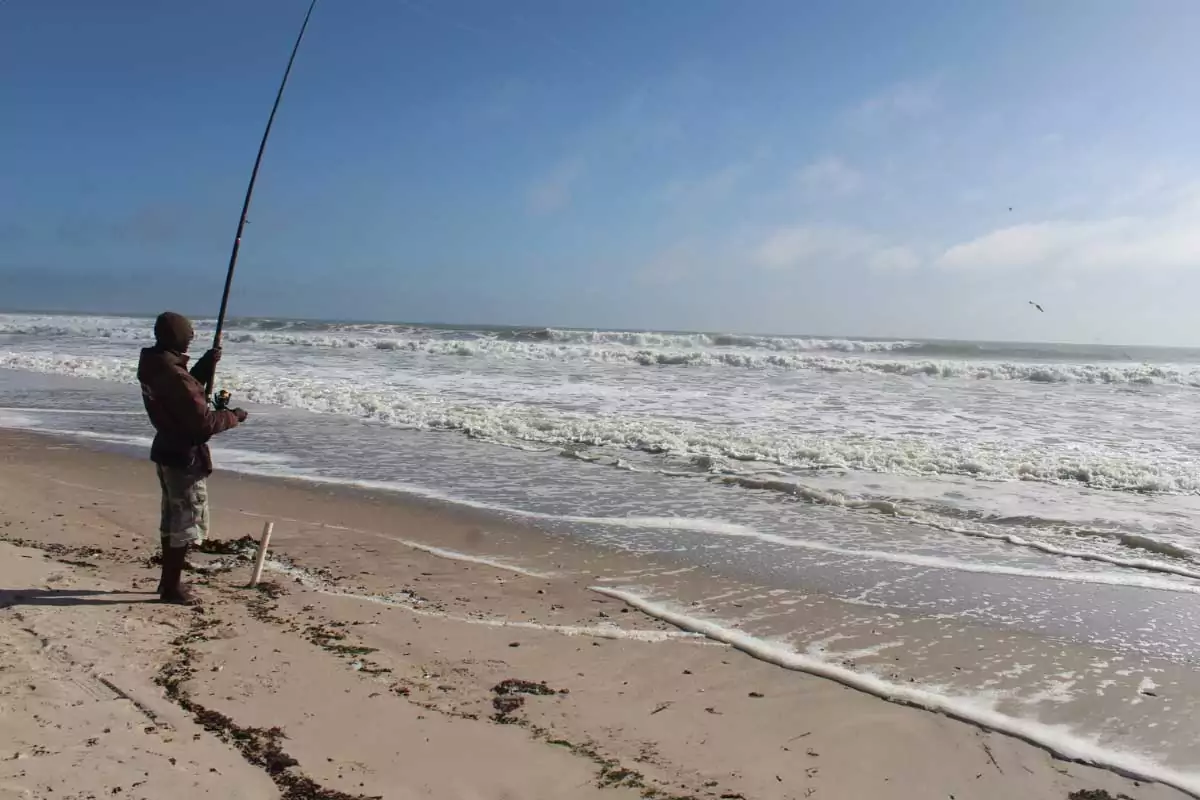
[249,521,274,587]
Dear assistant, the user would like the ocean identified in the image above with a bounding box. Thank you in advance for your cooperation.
[3,311,1200,788]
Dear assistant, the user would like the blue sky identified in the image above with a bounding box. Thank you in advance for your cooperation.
[4,0,1200,343]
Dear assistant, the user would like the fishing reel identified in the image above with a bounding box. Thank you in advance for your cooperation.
[212,390,233,411]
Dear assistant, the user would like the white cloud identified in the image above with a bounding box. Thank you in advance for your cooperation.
[938,192,1200,272]
[796,156,862,196]
[754,225,918,272]
[755,226,866,270]
[528,160,585,215]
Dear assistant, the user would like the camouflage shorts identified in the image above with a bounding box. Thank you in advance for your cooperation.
[157,464,209,548]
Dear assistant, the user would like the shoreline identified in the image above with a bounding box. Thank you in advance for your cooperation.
[0,427,1193,799]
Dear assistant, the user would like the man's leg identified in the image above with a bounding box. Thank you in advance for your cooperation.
[156,465,171,594]
[159,467,209,605]
[156,533,169,593]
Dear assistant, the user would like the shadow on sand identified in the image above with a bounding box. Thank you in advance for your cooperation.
[0,588,154,608]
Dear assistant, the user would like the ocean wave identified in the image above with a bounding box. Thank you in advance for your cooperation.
[984,515,1200,560]
[0,314,909,352]
[215,335,1200,385]
[41,332,1196,387]
[5,315,1200,385]
[7,393,1197,581]
[218,319,920,353]
[160,461,1200,594]
[594,587,1200,797]
[520,327,916,353]
[715,473,1200,579]
[2,351,1197,495]
[0,316,157,342]
[9,395,1200,587]
[6,311,1200,356]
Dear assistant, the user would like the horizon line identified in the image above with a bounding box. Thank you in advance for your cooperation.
[0,306,1194,352]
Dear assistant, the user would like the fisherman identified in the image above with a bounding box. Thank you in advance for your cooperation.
[137,312,248,604]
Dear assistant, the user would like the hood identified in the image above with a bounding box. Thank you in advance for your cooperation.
[153,312,194,353]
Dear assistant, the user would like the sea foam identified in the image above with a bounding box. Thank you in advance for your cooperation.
[593,587,1200,797]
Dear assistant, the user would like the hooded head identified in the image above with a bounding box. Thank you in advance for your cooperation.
[154,312,195,353]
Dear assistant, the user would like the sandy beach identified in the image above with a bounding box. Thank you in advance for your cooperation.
[0,428,1188,800]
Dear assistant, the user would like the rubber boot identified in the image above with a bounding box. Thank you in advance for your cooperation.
[155,534,169,594]
[159,545,197,605]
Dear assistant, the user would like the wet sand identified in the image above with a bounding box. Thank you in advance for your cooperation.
[0,429,1189,799]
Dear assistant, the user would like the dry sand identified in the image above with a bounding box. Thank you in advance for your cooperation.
[0,428,1188,800]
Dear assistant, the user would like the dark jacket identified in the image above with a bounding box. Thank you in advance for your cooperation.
[137,346,239,475]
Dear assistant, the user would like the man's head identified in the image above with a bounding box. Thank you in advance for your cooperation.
[154,312,195,353]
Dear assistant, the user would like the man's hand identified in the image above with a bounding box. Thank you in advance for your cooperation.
[190,348,223,384]
[233,408,249,423]
[196,347,221,367]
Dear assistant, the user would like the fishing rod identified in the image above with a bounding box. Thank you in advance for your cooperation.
[206,0,318,403]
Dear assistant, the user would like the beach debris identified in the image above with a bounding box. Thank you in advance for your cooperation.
[650,701,672,715]
[490,678,560,720]
[197,535,259,557]
[304,624,377,658]
[3,536,102,561]
[492,694,525,718]
[598,763,643,790]
[156,611,381,800]
[508,641,521,648]
[981,739,1003,772]
[252,580,286,600]
[358,664,392,676]
[490,679,557,721]
[704,707,722,715]
[493,679,559,697]
[748,692,764,698]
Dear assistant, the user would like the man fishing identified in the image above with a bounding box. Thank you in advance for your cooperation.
[137,312,248,604]
[131,0,307,603]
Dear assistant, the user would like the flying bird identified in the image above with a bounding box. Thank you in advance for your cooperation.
[1028,301,1044,313]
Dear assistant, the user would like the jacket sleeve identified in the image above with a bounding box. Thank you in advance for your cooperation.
[189,351,216,385]
[151,369,239,442]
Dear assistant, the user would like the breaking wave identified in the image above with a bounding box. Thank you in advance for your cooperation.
[4,314,1198,385]
[2,350,1197,495]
